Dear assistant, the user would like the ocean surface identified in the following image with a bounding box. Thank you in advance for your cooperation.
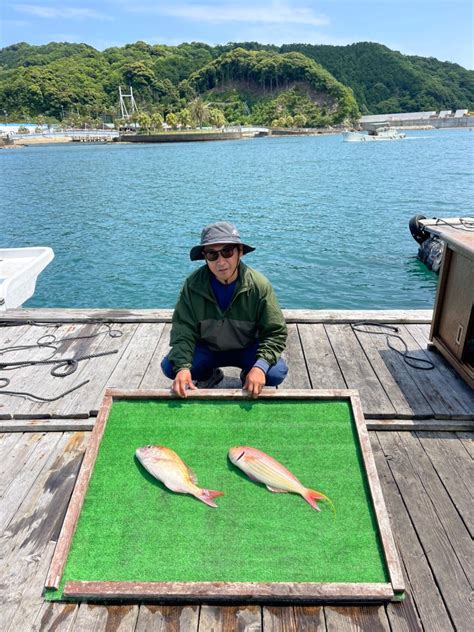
[1,128,473,310]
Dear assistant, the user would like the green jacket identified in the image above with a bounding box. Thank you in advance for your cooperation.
[168,262,287,372]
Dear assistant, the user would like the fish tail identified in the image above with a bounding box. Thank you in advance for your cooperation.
[197,488,225,508]
[303,488,336,516]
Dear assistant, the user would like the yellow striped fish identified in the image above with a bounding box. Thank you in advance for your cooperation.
[136,445,224,508]
[228,446,335,513]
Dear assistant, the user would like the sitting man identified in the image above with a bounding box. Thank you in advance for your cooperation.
[161,221,288,398]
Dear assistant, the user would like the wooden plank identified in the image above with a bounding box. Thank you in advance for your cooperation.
[7,323,101,418]
[456,431,474,459]
[0,323,81,419]
[378,432,471,631]
[0,432,30,495]
[139,323,172,389]
[1,432,86,630]
[1,540,57,632]
[0,432,86,569]
[1,308,433,324]
[135,604,199,631]
[71,605,139,631]
[262,606,296,631]
[33,602,78,631]
[55,323,137,417]
[282,324,311,389]
[324,605,390,631]
[0,431,62,531]
[293,606,325,631]
[350,394,404,594]
[198,605,261,631]
[106,322,164,389]
[64,580,394,602]
[351,325,433,418]
[0,418,95,432]
[324,324,396,418]
[298,324,345,389]
[405,324,474,413]
[416,432,473,538]
[380,325,472,419]
[366,419,474,432]
[399,431,473,585]
[371,434,451,631]
[46,397,112,588]
[385,595,424,632]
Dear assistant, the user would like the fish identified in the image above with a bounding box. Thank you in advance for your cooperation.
[135,445,224,508]
[228,445,335,513]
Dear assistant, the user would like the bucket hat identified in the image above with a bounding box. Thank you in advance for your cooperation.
[189,222,255,261]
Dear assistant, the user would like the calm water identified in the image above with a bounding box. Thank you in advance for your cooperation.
[1,129,473,309]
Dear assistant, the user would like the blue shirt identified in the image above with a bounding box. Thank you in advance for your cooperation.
[210,274,270,374]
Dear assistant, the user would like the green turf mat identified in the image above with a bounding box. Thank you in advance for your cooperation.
[46,398,389,600]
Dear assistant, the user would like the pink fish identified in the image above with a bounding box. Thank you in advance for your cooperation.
[228,446,335,513]
[135,445,224,508]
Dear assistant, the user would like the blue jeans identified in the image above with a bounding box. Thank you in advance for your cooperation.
[161,342,288,386]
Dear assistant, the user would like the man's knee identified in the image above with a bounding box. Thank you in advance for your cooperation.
[161,355,176,380]
[266,358,288,386]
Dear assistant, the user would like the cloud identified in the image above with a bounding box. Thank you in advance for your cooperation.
[128,1,329,26]
[14,4,113,21]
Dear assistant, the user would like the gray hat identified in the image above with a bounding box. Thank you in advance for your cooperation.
[190,222,255,261]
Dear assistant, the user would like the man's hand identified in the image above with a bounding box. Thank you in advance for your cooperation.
[243,367,266,399]
[172,369,197,398]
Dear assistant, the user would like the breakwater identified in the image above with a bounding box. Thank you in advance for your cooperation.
[119,131,244,143]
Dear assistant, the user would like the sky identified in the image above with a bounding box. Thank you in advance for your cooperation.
[1,0,473,69]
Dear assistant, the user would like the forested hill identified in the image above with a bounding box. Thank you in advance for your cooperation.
[0,40,472,125]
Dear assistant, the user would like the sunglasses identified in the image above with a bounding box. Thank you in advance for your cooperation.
[203,245,237,261]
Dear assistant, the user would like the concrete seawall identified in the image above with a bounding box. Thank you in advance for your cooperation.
[119,131,243,143]
[362,116,472,130]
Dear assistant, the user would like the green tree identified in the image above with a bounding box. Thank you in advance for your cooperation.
[137,112,151,132]
[177,108,192,128]
[208,107,225,127]
[165,112,178,128]
[151,112,163,130]
[189,97,209,127]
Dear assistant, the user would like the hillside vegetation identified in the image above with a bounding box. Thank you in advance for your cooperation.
[0,40,471,127]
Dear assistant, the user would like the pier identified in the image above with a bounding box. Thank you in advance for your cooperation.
[0,308,472,630]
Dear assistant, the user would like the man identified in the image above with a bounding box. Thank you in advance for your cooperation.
[161,221,288,398]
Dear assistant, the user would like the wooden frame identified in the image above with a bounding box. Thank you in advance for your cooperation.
[46,388,404,603]
[426,225,474,389]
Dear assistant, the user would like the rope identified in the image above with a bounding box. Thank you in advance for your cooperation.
[433,217,474,231]
[0,349,118,375]
[351,322,435,370]
[0,321,123,401]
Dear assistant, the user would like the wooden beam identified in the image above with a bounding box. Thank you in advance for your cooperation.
[0,308,433,324]
[64,580,394,602]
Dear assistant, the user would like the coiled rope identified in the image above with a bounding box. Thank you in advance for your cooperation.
[350,322,435,370]
[0,320,123,400]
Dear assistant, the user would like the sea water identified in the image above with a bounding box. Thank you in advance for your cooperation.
[1,128,472,309]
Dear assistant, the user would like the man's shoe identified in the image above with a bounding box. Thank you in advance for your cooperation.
[196,368,224,389]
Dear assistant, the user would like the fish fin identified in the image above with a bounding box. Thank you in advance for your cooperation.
[197,488,225,508]
[266,485,288,493]
[245,472,262,483]
[186,466,198,485]
[303,488,336,515]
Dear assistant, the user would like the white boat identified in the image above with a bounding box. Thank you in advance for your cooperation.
[343,124,406,142]
[0,247,54,310]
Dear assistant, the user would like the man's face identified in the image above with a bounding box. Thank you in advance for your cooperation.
[203,243,242,283]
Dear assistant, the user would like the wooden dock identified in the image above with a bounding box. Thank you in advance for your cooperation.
[0,309,472,631]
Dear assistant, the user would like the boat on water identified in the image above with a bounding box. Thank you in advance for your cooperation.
[343,123,406,142]
[0,247,54,310]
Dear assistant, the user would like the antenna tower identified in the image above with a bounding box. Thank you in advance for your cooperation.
[119,85,138,119]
